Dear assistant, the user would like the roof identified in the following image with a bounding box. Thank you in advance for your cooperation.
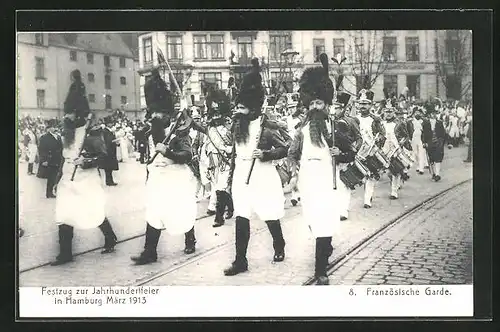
[48,33,136,59]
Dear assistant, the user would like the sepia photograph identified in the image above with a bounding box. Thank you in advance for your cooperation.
[16,21,480,317]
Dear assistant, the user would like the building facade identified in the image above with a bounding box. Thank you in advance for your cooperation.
[17,33,141,119]
[137,30,472,109]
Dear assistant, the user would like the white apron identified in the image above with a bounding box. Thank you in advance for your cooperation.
[145,135,197,235]
[448,115,460,138]
[55,126,105,230]
[231,116,285,221]
[297,124,340,238]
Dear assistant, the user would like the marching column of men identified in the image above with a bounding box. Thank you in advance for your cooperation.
[42,56,456,285]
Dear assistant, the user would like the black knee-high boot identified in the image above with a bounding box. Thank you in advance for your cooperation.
[99,218,117,254]
[266,220,286,262]
[213,191,225,228]
[51,224,74,266]
[224,216,250,276]
[315,237,333,285]
[184,227,196,254]
[131,223,161,265]
[223,191,234,219]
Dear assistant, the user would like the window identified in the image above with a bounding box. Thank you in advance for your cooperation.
[194,35,208,59]
[167,35,183,60]
[406,75,420,99]
[143,37,153,64]
[234,72,245,88]
[271,72,293,94]
[446,75,462,100]
[35,33,44,45]
[121,96,127,105]
[120,76,127,85]
[237,36,253,63]
[269,33,292,60]
[88,73,95,83]
[105,95,112,109]
[104,55,111,67]
[210,35,224,59]
[105,74,111,89]
[445,32,460,63]
[382,37,397,62]
[87,53,94,64]
[313,39,325,63]
[88,93,96,103]
[405,37,420,61]
[383,75,398,98]
[70,50,77,61]
[333,38,345,57]
[35,57,45,79]
[119,57,126,68]
[354,37,365,62]
[199,72,222,95]
[36,90,45,108]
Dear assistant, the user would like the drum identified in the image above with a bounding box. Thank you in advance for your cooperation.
[399,148,414,169]
[389,156,405,175]
[340,160,369,190]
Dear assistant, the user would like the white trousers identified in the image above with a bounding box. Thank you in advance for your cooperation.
[431,162,442,176]
[208,185,217,211]
[364,178,377,206]
[391,174,401,198]
[412,140,426,172]
[336,164,352,217]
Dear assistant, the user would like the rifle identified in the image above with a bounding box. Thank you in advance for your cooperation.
[245,115,267,185]
[330,116,337,190]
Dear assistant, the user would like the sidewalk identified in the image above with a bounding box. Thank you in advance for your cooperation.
[19,146,472,286]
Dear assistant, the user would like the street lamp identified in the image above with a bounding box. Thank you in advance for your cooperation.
[279,49,299,93]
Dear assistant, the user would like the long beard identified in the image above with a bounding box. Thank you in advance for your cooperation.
[233,113,251,144]
[307,109,330,148]
[150,117,167,145]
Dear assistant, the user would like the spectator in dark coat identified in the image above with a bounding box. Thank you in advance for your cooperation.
[101,116,119,186]
[38,119,64,198]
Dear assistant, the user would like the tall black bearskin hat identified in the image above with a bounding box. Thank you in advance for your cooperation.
[190,94,195,105]
[332,91,351,108]
[298,53,334,107]
[144,68,174,119]
[235,58,265,114]
[206,88,231,119]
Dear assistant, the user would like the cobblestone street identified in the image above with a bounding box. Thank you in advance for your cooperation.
[329,180,473,285]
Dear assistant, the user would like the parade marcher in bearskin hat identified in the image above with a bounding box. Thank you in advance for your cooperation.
[330,90,363,221]
[38,118,64,198]
[52,71,118,265]
[131,70,198,265]
[288,53,343,285]
[381,99,412,199]
[395,106,412,183]
[422,102,446,182]
[223,58,290,276]
[410,106,427,175]
[354,89,386,208]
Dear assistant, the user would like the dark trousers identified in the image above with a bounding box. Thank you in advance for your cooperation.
[105,169,115,184]
[46,166,59,197]
[27,163,34,174]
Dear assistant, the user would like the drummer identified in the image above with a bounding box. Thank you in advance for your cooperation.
[354,89,386,209]
[381,99,412,200]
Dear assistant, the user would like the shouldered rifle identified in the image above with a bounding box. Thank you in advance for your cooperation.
[330,116,337,190]
[245,114,267,185]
